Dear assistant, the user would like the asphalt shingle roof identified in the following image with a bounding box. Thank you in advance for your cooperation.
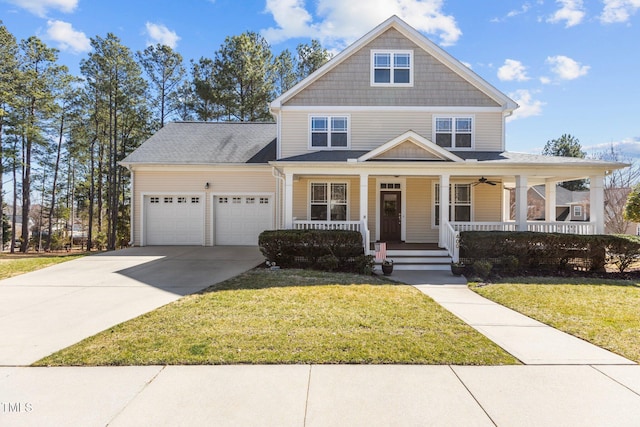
[121,122,277,165]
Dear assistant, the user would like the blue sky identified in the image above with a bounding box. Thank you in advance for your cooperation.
[1,0,639,157]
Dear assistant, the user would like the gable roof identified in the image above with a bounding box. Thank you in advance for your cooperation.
[271,15,518,111]
[120,122,277,166]
[358,131,463,162]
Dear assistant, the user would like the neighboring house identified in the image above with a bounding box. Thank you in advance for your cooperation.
[528,185,590,222]
[121,16,626,264]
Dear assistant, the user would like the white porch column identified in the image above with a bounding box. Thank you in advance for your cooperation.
[439,174,450,247]
[515,175,528,231]
[359,173,369,222]
[590,175,605,234]
[284,172,294,229]
[545,181,557,221]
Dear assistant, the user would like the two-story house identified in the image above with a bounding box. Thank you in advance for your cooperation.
[121,16,625,266]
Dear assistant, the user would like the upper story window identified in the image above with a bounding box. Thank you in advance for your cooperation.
[371,50,413,86]
[310,115,349,149]
[434,116,473,149]
[573,205,583,217]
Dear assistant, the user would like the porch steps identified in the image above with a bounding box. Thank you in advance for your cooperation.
[377,249,452,271]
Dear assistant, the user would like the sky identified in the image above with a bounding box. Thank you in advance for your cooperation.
[1,0,639,158]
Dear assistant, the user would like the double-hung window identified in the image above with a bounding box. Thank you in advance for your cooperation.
[310,182,347,221]
[371,50,413,86]
[435,117,473,148]
[310,116,349,148]
[434,183,472,226]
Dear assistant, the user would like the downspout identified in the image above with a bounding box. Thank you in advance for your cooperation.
[128,166,134,246]
[271,166,285,229]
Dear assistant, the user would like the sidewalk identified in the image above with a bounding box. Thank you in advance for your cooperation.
[394,270,635,365]
[2,365,640,426]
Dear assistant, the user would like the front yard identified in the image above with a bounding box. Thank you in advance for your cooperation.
[35,269,518,366]
[471,278,640,363]
[0,253,86,280]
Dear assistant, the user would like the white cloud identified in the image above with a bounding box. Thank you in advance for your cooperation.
[491,3,532,23]
[546,55,590,80]
[547,0,585,27]
[585,137,640,158]
[46,20,90,53]
[262,0,462,48]
[539,76,552,84]
[145,22,180,48]
[600,0,640,23]
[506,89,545,122]
[497,59,530,82]
[6,0,77,17]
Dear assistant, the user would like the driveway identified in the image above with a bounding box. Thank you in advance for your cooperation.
[0,246,264,366]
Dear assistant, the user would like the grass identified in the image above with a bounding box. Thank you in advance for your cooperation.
[0,253,86,280]
[471,277,640,363]
[35,269,518,366]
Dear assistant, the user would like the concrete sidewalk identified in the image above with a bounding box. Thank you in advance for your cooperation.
[1,365,640,426]
[394,270,636,365]
[0,247,264,366]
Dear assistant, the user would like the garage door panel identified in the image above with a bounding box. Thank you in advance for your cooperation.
[145,195,204,245]
[215,196,272,245]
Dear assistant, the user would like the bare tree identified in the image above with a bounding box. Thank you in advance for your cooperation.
[593,144,640,234]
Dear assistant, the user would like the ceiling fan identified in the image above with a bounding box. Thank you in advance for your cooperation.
[473,176,498,186]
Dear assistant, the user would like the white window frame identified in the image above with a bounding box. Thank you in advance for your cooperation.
[433,115,475,150]
[573,205,583,217]
[308,114,350,149]
[308,181,349,221]
[433,182,473,228]
[370,50,414,87]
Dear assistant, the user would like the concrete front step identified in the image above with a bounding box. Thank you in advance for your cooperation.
[386,249,449,257]
[376,248,452,271]
[393,264,451,271]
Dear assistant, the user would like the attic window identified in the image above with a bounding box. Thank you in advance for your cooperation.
[371,50,413,86]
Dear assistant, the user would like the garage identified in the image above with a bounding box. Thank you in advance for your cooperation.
[144,195,204,245]
[215,195,273,245]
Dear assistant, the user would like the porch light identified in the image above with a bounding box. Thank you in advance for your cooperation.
[205,182,210,189]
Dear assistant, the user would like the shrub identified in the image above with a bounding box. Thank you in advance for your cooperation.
[472,260,492,280]
[259,229,369,273]
[459,231,640,275]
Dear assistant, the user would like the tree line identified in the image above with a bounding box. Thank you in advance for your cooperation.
[0,22,331,252]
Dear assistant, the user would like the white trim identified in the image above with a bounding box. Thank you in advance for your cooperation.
[370,49,414,87]
[432,115,475,150]
[140,191,206,247]
[358,130,463,162]
[280,105,505,113]
[573,205,583,217]
[375,177,406,242]
[270,16,518,111]
[432,181,474,228]
[210,192,275,246]
[307,180,350,221]
[129,167,135,245]
[308,114,351,150]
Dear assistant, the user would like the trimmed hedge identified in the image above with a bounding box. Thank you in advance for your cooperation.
[258,229,374,274]
[459,231,640,275]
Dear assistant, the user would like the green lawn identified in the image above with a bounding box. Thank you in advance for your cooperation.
[0,254,86,280]
[471,277,640,363]
[36,269,518,366]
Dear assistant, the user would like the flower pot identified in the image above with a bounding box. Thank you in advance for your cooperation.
[382,263,393,276]
[451,264,464,276]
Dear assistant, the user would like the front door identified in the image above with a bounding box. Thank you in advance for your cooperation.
[380,191,402,241]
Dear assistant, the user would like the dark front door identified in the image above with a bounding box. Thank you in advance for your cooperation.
[380,191,402,241]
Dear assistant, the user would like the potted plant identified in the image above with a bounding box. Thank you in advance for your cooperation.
[450,261,465,276]
[382,259,394,276]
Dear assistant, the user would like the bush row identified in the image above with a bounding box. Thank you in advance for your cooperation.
[258,229,374,274]
[459,231,640,274]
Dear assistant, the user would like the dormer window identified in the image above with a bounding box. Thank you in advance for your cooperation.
[310,115,349,149]
[371,50,413,86]
[434,116,473,149]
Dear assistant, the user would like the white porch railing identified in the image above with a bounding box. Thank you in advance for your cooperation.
[442,222,460,263]
[293,220,371,254]
[293,220,361,231]
[526,221,595,235]
[451,222,518,232]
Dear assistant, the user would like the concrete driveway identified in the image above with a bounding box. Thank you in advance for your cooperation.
[0,246,264,366]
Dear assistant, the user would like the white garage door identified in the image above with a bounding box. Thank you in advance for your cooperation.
[215,195,273,245]
[144,195,204,245]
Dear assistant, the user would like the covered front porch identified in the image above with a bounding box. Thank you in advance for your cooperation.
[273,169,606,263]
